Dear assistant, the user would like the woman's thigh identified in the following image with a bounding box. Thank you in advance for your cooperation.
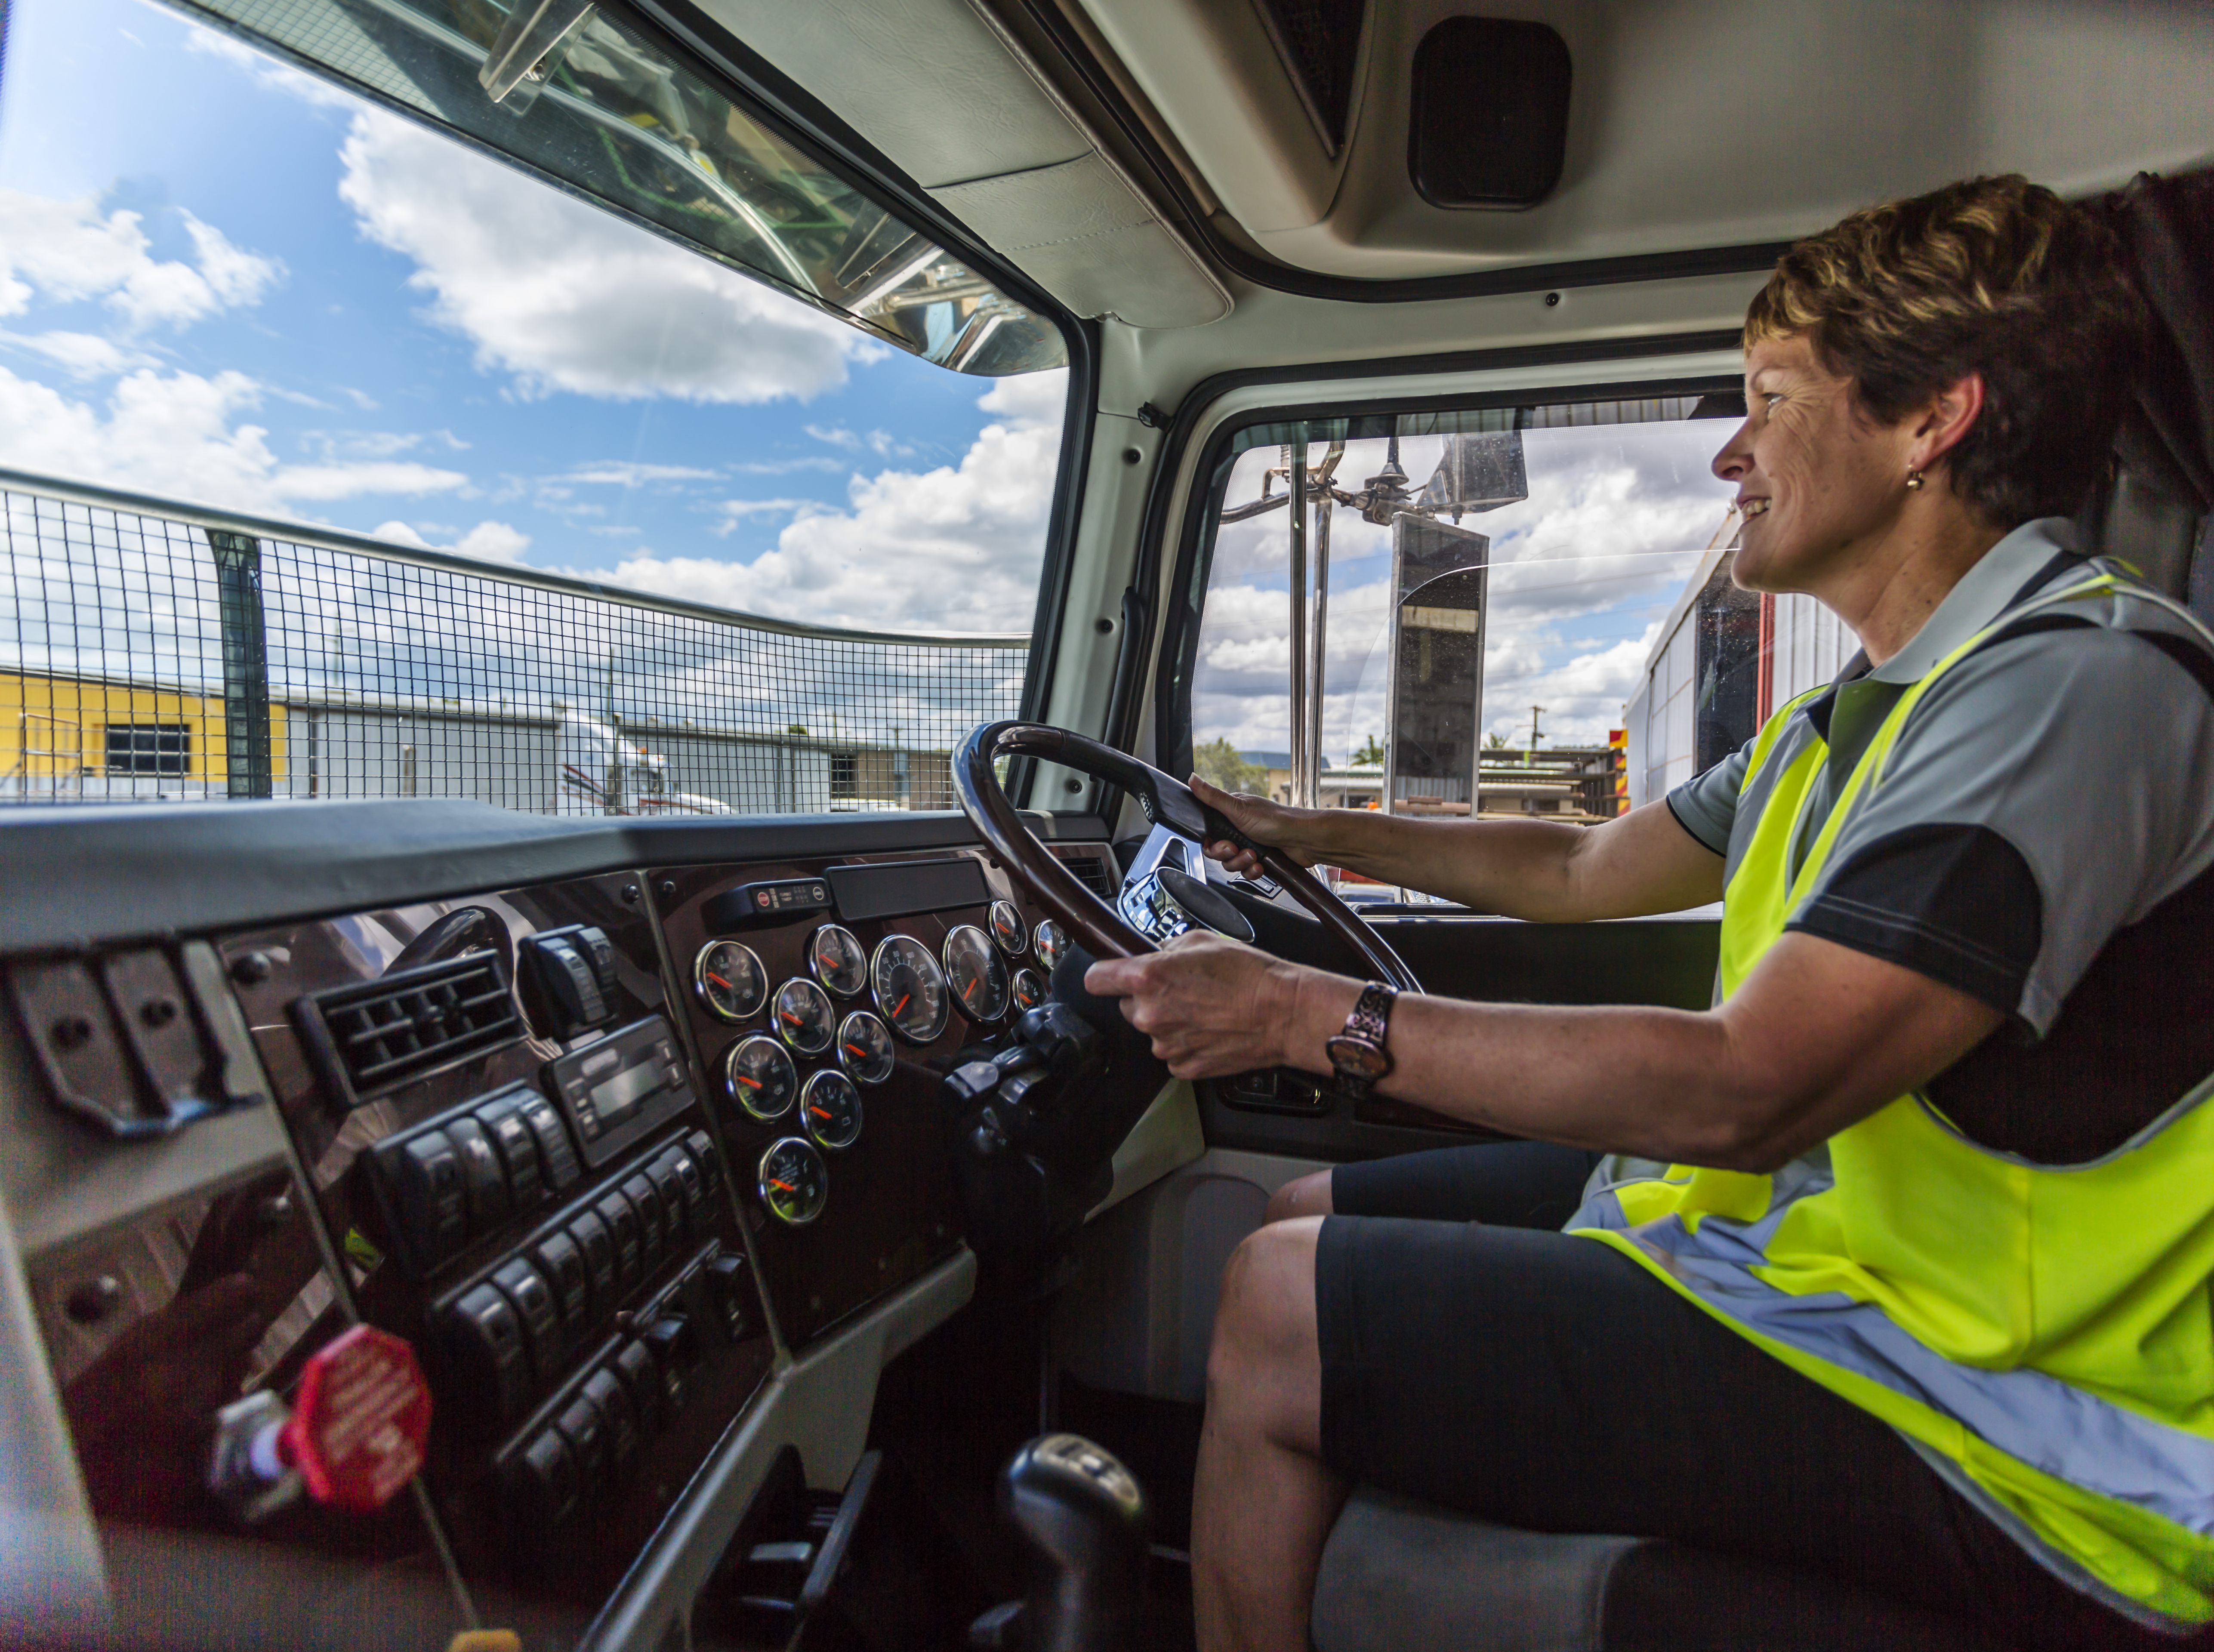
[1329,1141,1603,1228]
[1313,1216,2171,1652]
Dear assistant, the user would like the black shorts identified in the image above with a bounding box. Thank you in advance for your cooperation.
[1317,1144,2178,1652]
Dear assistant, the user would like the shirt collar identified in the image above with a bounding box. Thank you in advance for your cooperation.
[1865,517,2080,684]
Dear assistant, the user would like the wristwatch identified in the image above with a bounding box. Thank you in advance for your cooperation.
[1324,982,1399,1098]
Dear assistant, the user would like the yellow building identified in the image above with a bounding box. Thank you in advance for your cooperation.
[0,672,286,799]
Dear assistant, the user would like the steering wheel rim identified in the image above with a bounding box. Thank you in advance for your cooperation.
[953,721,1422,992]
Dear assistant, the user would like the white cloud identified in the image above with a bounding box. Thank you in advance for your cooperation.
[370,518,532,564]
[0,365,467,513]
[336,109,876,404]
[711,497,811,536]
[546,369,1069,631]
[0,190,282,330]
[561,462,720,487]
[0,330,158,378]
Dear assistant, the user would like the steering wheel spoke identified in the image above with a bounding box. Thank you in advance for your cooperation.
[953,722,1422,992]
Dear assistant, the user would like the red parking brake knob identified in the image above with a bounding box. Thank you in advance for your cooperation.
[278,1324,433,1513]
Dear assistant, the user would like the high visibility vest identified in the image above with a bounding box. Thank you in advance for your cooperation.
[1570,568,2214,1631]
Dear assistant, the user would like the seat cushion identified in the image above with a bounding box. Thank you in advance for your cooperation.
[1311,1489,2009,1652]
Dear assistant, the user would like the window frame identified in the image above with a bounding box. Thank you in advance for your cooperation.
[1142,341,1746,789]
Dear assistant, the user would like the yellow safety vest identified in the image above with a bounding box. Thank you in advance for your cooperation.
[1571,570,2214,1630]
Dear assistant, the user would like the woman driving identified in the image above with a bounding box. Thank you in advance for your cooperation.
[1086,175,2214,1652]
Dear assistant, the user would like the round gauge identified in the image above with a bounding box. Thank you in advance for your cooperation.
[1011,968,1048,1014]
[989,899,1029,957]
[694,940,767,1023]
[725,1034,798,1121]
[837,1010,896,1085]
[772,977,835,1055]
[802,1069,863,1151]
[757,1137,829,1227]
[808,925,868,998]
[872,934,949,1045]
[944,925,1011,1023]
[1033,919,1069,974]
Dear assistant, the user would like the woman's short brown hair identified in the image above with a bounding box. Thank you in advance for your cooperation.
[1744,175,2146,527]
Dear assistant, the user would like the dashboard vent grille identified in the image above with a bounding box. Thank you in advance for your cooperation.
[1057,852,1117,902]
[304,953,521,1100]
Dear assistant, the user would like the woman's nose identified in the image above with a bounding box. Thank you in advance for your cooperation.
[1711,418,1755,482]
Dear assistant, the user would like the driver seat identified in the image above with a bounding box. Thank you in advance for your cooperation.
[1311,1488,2008,1652]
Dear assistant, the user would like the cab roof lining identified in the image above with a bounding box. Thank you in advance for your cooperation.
[0,801,1106,955]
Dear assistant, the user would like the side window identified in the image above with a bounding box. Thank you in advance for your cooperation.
[1182,395,1811,888]
[0,0,1071,814]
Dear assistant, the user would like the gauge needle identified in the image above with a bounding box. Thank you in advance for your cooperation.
[706,971,731,989]
[780,1010,802,1026]
[844,1043,865,1057]
[809,1106,832,1120]
[734,1073,761,1089]
[770,1178,796,1193]
[893,993,910,1017]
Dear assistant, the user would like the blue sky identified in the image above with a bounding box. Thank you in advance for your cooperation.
[0,0,1067,633]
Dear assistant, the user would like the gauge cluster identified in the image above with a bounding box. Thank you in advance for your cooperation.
[651,845,1098,1349]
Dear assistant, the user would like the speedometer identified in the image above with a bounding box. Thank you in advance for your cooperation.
[871,934,948,1045]
[757,1137,828,1227]
[944,925,1010,1022]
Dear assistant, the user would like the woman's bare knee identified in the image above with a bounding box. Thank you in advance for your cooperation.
[1264,1168,1335,1225]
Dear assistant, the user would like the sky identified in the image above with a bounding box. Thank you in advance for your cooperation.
[0,0,1066,636]
[1194,426,1740,754]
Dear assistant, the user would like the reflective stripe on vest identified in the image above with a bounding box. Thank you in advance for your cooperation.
[1569,569,2214,1631]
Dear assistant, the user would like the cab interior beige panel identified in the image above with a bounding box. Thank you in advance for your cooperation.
[694,0,1230,327]
[1074,0,2214,280]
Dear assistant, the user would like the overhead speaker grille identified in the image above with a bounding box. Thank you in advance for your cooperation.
[1409,17,1572,210]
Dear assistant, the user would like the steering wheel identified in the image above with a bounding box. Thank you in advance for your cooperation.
[954,722,1422,992]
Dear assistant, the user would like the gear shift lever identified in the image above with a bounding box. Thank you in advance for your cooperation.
[978,1433,1148,1652]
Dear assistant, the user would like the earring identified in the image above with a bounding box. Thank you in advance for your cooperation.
[1905,469,1925,491]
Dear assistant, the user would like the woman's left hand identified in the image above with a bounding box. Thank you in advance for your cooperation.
[1084,931,1310,1079]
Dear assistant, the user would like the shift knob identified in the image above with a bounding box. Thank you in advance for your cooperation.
[999,1433,1148,1652]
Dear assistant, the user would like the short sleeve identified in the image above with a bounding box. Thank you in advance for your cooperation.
[1665,742,1749,857]
[1786,626,2214,1033]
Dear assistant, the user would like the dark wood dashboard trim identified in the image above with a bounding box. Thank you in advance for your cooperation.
[0,801,1112,955]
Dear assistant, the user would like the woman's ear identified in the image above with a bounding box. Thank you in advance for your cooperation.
[1909,371,1987,472]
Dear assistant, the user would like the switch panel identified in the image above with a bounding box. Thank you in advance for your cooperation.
[520,924,621,1039]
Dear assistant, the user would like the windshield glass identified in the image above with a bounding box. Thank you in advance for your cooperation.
[0,0,1070,811]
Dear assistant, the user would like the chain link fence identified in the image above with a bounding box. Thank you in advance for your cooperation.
[1,473,1029,815]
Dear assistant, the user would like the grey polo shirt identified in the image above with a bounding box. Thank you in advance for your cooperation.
[1666,519,2214,1162]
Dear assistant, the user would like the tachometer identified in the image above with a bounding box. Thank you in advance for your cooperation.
[802,1069,863,1151]
[694,940,767,1023]
[871,934,948,1045]
[837,1010,895,1085]
[808,924,868,997]
[989,899,1028,956]
[772,977,835,1055]
[1033,919,1068,973]
[944,925,1010,1023]
[725,1034,797,1121]
[1011,968,1047,1014]
[757,1137,828,1227]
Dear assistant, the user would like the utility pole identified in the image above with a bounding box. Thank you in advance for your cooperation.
[1526,705,1545,764]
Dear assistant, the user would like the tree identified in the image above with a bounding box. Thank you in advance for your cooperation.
[1193,737,1265,794]
[1485,731,1509,749]
[1351,732,1386,765]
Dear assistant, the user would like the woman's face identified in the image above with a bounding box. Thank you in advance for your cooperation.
[1711,333,1918,594]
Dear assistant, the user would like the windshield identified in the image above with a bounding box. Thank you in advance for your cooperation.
[0,0,1072,811]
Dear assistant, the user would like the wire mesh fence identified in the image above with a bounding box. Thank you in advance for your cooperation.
[1,474,1030,815]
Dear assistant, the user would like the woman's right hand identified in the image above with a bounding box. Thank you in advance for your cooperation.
[1188,773,1320,875]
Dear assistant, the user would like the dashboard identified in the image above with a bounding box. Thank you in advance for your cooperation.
[0,802,1119,1641]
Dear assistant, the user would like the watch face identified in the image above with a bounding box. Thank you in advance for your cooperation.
[1325,1036,1391,1080]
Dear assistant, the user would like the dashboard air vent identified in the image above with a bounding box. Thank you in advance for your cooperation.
[302,953,521,1103]
[1057,852,1118,902]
